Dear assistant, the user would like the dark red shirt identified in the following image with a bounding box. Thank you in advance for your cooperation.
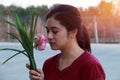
[43,50,105,80]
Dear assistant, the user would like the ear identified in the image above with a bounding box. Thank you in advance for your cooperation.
[70,28,78,38]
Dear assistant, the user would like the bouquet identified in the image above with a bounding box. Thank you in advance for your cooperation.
[0,14,46,70]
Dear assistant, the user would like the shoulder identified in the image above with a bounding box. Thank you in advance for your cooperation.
[79,50,106,79]
[81,50,101,65]
[81,50,104,71]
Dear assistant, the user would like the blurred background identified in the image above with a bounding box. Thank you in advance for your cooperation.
[0,0,120,43]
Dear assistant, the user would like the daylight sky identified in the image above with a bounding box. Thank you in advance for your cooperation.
[0,0,101,9]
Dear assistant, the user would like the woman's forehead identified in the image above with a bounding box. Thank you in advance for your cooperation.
[46,18,63,28]
[46,17,59,24]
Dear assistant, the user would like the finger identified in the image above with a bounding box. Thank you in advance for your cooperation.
[26,63,30,70]
[36,69,44,80]
[29,70,42,80]
[36,68,43,74]
[30,70,41,76]
[29,74,42,80]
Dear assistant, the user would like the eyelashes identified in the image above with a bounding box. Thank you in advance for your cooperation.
[46,27,59,34]
[46,29,58,34]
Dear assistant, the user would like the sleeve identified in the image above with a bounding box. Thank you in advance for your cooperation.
[80,62,106,80]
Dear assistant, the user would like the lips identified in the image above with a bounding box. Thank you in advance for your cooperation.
[49,42,56,46]
[49,42,55,45]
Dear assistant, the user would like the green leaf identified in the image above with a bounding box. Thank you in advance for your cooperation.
[1,14,38,70]
[7,32,22,44]
[2,50,27,64]
[4,19,18,31]
[33,15,38,37]
[15,15,32,55]
[0,48,28,57]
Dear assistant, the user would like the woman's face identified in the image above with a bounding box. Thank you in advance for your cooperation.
[45,17,71,50]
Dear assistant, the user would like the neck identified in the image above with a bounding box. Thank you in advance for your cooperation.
[60,41,84,60]
[58,42,84,71]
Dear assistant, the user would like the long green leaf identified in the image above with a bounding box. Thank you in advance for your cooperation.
[5,20,18,30]
[2,51,27,64]
[15,15,32,55]
[1,14,37,70]
[0,48,28,57]
[33,16,38,37]
[7,32,29,53]
[7,32,22,44]
[29,14,34,41]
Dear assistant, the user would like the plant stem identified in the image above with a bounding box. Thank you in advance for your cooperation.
[30,56,36,70]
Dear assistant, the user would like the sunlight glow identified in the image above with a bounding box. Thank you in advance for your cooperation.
[0,0,101,9]
[112,0,120,15]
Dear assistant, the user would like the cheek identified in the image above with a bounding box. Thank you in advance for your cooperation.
[55,32,69,45]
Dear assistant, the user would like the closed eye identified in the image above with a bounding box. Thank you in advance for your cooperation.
[52,29,58,34]
[45,26,59,34]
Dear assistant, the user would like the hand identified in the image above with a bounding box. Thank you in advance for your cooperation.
[26,64,44,80]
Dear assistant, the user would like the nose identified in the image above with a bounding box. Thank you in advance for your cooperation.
[47,32,54,40]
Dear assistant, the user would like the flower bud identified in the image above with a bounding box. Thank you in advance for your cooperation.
[34,33,46,51]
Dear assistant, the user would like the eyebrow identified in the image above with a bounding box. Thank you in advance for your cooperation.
[45,26,59,30]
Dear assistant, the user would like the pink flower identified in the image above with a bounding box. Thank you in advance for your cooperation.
[34,33,46,51]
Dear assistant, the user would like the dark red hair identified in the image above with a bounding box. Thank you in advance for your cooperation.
[46,4,91,52]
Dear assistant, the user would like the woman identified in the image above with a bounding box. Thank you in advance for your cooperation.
[26,4,106,80]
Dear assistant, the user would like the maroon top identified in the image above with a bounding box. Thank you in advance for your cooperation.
[43,50,105,80]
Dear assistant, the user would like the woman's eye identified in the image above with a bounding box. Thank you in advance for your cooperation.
[52,30,58,34]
